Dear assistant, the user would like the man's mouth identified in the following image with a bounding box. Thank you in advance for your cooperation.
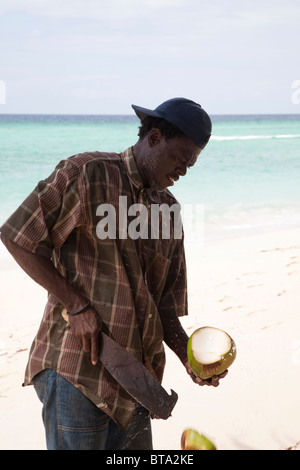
[168,175,179,185]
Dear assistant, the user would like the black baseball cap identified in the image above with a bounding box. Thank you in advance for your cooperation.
[132,97,212,149]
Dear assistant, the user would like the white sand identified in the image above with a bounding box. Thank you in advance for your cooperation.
[1,228,300,450]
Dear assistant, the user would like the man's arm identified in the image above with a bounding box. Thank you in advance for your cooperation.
[160,313,227,387]
[1,233,102,365]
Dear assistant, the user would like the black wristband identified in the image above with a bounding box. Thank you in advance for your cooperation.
[67,302,90,316]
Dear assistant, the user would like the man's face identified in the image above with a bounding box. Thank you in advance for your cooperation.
[138,131,202,192]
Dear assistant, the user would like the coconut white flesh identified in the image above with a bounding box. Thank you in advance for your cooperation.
[191,327,231,364]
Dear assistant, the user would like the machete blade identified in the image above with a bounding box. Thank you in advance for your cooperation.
[99,332,178,419]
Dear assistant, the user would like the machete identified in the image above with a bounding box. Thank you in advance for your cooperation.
[99,332,178,420]
[61,309,178,419]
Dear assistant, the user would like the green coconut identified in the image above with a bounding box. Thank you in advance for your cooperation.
[187,326,236,380]
[181,429,216,450]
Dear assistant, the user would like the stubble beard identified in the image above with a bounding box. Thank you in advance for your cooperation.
[140,151,166,192]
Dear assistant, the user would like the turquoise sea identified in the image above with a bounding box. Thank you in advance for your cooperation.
[1,114,300,246]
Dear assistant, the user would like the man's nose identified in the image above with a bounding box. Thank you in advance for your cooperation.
[176,164,187,177]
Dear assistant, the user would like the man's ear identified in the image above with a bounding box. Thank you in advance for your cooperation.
[147,128,163,147]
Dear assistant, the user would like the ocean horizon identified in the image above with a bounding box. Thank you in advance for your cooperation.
[1,112,300,249]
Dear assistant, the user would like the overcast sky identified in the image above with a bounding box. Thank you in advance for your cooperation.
[0,0,299,115]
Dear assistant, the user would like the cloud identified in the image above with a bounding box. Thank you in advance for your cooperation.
[1,0,300,114]
[0,0,184,19]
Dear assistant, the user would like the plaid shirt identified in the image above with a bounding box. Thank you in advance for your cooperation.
[0,147,188,429]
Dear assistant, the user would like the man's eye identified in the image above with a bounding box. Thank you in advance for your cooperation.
[178,158,193,169]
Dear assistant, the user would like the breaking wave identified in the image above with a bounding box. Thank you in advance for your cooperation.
[212,134,300,141]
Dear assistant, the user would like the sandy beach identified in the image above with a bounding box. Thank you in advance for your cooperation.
[0,228,300,450]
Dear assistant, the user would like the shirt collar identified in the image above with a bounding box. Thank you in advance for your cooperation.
[120,147,174,204]
[120,147,144,191]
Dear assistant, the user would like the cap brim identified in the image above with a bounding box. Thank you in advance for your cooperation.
[131,104,160,120]
[132,102,212,149]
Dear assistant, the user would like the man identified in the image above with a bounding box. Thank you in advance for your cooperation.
[0,97,226,450]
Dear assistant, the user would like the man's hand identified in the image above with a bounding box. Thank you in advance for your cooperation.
[160,313,228,387]
[68,307,103,366]
[0,235,104,366]
[184,360,228,387]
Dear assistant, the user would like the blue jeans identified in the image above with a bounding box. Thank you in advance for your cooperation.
[33,369,153,450]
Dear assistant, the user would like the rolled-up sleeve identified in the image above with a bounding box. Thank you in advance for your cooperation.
[0,159,84,258]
